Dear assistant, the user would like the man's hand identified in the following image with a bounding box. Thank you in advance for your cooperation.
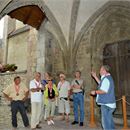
[8,97,13,102]
[90,90,96,96]
[22,97,27,102]
[31,87,42,92]
[72,84,81,89]
[36,87,42,92]
[74,85,81,89]
[91,71,100,84]
[91,71,97,78]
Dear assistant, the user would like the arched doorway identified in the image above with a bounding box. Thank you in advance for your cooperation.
[0,0,69,74]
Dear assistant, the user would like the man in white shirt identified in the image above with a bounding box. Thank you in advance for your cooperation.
[30,72,43,130]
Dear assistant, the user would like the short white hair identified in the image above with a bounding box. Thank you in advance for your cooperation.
[59,73,66,79]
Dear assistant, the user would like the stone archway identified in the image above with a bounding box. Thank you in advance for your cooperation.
[73,1,130,62]
[0,0,69,74]
[0,0,67,56]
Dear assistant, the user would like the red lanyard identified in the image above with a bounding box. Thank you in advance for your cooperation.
[48,85,53,97]
[48,84,52,89]
[35,82,41,88]
[15,85,20,95]
[59,81,64,91]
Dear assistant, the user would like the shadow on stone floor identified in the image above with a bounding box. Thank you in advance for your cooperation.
[0,105,126,130]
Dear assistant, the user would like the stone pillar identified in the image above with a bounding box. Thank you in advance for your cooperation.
[36,32,46,74]
[27,27,37,81]
[3,16,9,64]
[36,21,47,77]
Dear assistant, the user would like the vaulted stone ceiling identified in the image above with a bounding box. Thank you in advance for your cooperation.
[0,0,109,44]
[8,5,45,29]
[1,0,130,73]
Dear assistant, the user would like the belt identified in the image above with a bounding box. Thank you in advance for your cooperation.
[60,97,68,101]
[73,91,83,94]
[11,100,24,103]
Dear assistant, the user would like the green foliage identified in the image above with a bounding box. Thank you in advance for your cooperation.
[0,64,18,72]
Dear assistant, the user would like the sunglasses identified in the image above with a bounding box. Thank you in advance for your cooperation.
[47,80,52,81]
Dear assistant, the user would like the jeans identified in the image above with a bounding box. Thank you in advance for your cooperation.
[101,105,115,130]
[73,92,84,122]
[11,100,29,128]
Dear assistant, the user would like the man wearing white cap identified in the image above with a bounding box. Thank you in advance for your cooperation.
[58,72,71,122]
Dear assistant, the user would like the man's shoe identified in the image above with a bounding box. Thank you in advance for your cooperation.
[25,125,30,128]
[12,127,17,130]
[36,124,42,129]
[71,121,78,125]
[47,120,51,125]
[50,120,55,125]
[79,122,84,126]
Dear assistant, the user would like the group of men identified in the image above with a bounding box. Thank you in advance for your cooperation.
[3,65,116,130]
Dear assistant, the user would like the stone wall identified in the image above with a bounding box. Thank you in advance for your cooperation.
[0,71,27,105]
[0,39,3,63]
[26,28,38,82]
[44,31,64,74]
[7,31,28,71]
[36,20,65,79]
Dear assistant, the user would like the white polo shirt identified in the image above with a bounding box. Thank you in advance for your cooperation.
[30,79,42,102]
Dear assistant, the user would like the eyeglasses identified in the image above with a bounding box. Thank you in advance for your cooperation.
[59,76,64,78]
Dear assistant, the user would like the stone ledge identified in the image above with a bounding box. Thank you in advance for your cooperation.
[8,26,30,38]
[0,70,27,76]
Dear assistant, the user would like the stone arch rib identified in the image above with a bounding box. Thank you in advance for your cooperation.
[0,0,67,56]
[68,0,80,50]
[73,1,130,59]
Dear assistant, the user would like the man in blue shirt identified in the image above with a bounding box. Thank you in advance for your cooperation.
[91,65,116,130]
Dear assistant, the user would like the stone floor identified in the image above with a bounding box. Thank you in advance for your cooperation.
[0,105,128,130]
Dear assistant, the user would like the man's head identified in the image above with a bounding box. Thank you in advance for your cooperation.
[100,65,110,76]
[14,76,21,85]
[35,72,41,81]
[59,72,66,81]
[44,72,52,80]
[75,70,81,78]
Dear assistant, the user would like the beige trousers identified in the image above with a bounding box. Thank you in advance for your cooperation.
[58,98,70,114]
[46,100,56,118]
[31,102,42,128]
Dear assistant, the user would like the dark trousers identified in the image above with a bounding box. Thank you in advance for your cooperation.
[11,100,29,128]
